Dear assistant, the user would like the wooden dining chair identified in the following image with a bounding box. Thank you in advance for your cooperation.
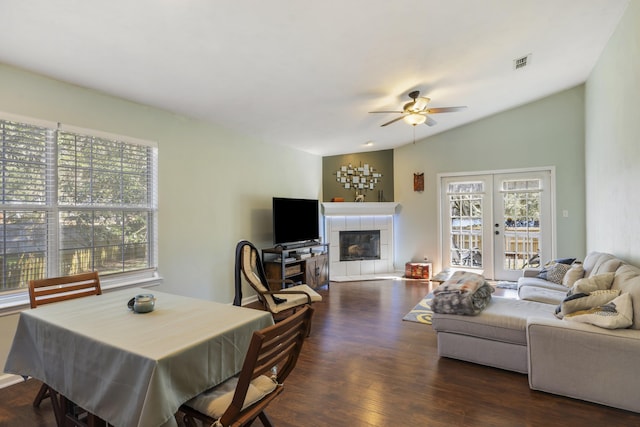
[233,240,321,322]
[180,305,313,427]
[29,271,102,309]
[28,271,102,423]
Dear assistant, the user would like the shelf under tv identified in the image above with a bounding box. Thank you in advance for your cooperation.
[276,240,322,250]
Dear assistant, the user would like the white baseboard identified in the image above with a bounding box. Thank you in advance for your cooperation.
[0,373,26,389]
[241,295,258,306]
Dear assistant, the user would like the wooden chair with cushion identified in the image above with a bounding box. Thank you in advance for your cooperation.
[180,305,313,427]
[28,271,102,424]
[233,240,322,321]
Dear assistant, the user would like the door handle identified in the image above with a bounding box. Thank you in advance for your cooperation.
[495,230,500,235]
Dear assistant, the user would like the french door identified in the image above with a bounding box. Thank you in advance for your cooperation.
[440,169,553,281]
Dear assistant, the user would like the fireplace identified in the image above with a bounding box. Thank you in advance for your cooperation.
[322,202,399,279]
[339,230,381,261]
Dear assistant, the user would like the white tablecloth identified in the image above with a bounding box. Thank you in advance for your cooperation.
[4,288,273,427]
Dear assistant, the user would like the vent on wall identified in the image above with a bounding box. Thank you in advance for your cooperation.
[513,54,532,70]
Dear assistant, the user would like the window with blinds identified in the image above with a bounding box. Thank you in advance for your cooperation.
[0,115,158,293]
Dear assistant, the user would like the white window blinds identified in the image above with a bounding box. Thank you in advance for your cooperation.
[0,114,158,293]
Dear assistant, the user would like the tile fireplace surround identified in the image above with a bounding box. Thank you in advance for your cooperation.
[322,202,399,280]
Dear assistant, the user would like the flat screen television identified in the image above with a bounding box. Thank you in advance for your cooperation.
[272,197,320,247]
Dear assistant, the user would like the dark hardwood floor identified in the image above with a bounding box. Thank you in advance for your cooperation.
[2,279,639,426]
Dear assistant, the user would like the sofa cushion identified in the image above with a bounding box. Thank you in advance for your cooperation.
[611,266,640,330]
[562,262,585,287]
[583,252,621,278]
[564,293,633,329]
[612,264,640,284]
[432,297,556,346]
[582,252,613,276]
[519,286,566,305]
[555,289,620,319]
[594,258,623,276]
[517,274,569,303]
[517,276,568,292]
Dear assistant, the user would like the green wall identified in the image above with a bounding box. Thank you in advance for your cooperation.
[322,149,394,202]
[394,85,586,273]
[0,63,323,373]
[0,64,323,303]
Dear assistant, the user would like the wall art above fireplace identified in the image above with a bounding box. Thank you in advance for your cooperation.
[335,163,382,191]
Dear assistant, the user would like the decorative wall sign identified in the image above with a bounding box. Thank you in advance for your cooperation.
[414,173,424,192]
[335,163,382,191]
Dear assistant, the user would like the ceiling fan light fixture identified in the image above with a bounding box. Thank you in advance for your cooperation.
[370,90,466,128]
[412,97,430,111]
[404,113,427,126]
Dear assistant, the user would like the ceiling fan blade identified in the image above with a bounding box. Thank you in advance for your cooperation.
[425,116,437,126]
[369,110,404,114]
[426,106,467,114]
[380,116,406,127]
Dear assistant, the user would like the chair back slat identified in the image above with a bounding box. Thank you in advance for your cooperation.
[255,326,301,373]
[219,305,313,426]
[29,271,102,309]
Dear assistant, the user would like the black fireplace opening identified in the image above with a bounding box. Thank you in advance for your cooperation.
[339,230,381,261]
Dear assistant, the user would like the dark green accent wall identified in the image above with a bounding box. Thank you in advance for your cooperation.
[322,149,394,202]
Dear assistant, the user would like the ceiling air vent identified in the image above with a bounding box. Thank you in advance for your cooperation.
[513,54,531,70]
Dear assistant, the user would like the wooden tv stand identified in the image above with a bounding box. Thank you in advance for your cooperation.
[262,243,329,291]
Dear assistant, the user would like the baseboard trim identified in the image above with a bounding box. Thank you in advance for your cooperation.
[0,373,26,389]
[241,295,258,306]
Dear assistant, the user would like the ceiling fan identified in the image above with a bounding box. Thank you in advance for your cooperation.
[369,90,467,127]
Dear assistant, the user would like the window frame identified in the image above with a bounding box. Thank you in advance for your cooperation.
[0,112,160,312]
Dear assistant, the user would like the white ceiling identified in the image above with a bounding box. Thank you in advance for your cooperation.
[0,0,629,156]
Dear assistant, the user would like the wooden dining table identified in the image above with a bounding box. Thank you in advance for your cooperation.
[4,287,274,427]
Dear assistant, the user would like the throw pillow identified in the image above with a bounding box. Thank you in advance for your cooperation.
[562,262,585,287]
[570,272,616,295]
[611,272,640,330]
[555,289,620,319]
[536,258,576,280]
[564,293,633,329]
[546,262,572,284]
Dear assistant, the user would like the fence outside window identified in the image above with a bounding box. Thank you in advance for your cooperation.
[0,114,158,292]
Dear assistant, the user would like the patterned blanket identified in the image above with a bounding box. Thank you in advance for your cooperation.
[431,271,494,315]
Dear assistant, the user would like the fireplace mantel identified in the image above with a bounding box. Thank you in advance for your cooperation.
[321,202,399,216]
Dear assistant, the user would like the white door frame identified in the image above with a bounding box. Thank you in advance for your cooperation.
[437,166,556,280]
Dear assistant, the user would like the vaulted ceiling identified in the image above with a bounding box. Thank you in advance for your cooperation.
[0,0,629,156]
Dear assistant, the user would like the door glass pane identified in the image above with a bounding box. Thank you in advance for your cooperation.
[448,182,483,268]
[502,179,541,270]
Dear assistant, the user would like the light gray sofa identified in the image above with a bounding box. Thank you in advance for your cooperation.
[431,251,640,413]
